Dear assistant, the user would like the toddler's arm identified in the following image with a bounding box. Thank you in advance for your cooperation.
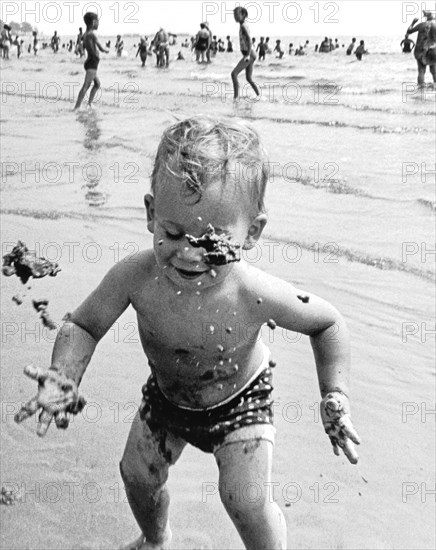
[252,271,361,463]
[15,260,133,436]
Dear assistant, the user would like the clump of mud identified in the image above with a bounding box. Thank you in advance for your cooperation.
[2,241,60,284]
[185,224,240,266]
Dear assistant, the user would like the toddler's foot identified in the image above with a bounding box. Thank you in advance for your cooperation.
[121,527,172,550]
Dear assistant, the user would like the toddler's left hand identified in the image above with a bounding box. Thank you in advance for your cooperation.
[320,392,361,464]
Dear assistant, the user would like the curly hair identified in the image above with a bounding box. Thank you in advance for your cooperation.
[151,116,269,214]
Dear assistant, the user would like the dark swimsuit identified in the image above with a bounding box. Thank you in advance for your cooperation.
[139,366,275,454]
[84,54,99,71]
[196,36,209,52]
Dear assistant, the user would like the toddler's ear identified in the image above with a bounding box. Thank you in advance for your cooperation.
[243,214,267,249]
[144,194,155,233]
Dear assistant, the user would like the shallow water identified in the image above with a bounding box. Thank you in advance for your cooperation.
[1,34,435,550]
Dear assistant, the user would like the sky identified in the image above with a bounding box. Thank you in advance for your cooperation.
[1,0,436,37]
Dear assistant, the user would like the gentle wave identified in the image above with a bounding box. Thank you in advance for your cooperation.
[244,113,430,133]
[294,176,370,196]
[0,207,145,222]
[262,233,435,281]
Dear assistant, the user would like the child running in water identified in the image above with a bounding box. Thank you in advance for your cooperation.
[74,12,109,110]
[15,116,361,550]
[231,7,260,100]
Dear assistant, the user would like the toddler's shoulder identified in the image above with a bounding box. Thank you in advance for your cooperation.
[110,248,156,283]
[237,262,296,299]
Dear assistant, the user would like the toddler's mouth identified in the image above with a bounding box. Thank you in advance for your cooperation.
[174,267,205,280]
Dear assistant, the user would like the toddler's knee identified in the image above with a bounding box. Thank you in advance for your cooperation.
[219,482,268,519]
[119,455,169,491]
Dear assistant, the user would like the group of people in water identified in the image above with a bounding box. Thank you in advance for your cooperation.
[1,7,435,101]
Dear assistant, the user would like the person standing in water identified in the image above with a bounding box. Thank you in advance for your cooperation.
[346,37,356,55]
[74,12,109,111]
[231,7,260,100]
[407,10,436,87]
[136,37,149,67]
[400,34,415,53]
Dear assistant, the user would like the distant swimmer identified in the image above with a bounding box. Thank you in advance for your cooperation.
[1,24,12,60]
[226,35,233,52]
[153,28,170,67]
[136,37,149,67]
[194,23,210,63]
[354,40,368,60]
[400,35,415,53]
[256,36,267,61]
[346,37,356,55]
[74,12,109,110]
[407,10,436,87]
[51,31,60,53]
[203,22,213,63]
[274,39,284,59]
[176,50,185,60]
[115,35,124,57]
[288,42,294,55]
[319,37,330,53]
[231,6,260,100]
[32,30,38,55]
[210,35,218,56]
[76,27,84,57]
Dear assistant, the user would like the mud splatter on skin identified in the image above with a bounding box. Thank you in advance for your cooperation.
[174,348,189,356]
[267,319,277,330]
[297,295,310,303]
[185,224,241,266]
[243,438,262,454]
[2,241,61,284]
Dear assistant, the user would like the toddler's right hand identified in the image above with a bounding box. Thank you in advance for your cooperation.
[15,365,86,437]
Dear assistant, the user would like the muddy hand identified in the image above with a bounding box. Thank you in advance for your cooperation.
[15,365,86,437]
[320,392,361,464]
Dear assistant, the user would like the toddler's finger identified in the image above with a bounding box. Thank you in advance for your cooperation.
[339,416,361,444]
[37,410,53,437]
[23,365,47,383]
[14,397,39,423]
[55,411,70,430]
[66,395,87,415]
[329,436,340,456]
[342,437,359,464]
[325,398,340,412]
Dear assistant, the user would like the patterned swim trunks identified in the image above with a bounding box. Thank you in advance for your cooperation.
[139,366,275,454]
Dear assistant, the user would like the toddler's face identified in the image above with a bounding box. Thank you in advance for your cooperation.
[146,168,255,290]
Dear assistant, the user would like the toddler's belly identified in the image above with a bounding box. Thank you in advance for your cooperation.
[145,342,266,409]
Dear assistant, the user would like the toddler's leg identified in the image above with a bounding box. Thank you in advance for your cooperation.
[215,435,286,550]
[120,411,186,550]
